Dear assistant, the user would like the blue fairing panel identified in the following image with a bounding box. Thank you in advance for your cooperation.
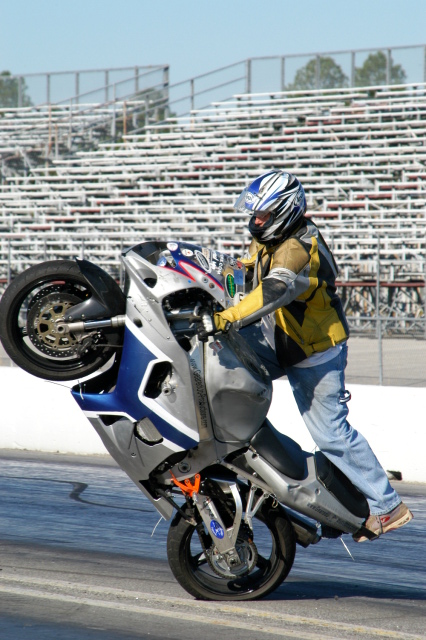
[71,324,198,451]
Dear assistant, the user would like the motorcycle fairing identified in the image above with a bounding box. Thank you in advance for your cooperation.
[72,319,199,451]
[205,331,273,443]
[127,240,246,308]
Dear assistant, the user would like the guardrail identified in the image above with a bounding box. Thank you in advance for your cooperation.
[2,44,426,112]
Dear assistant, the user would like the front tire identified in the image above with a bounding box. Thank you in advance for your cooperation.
[167,499,296,601]
[0,260,121,381]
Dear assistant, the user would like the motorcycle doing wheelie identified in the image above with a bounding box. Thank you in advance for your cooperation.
[0,240,375,601]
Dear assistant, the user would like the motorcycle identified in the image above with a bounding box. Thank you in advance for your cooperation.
[0,240,375,601]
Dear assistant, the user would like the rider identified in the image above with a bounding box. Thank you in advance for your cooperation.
[214,170,413,542]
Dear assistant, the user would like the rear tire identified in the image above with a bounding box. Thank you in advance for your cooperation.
[167,499,296,601]
[0,260,121,381]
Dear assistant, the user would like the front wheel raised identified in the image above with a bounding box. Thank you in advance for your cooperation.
[167,500,296,601]
[0,260,122,381]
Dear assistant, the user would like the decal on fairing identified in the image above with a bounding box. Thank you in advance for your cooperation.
[210,251,225,275]
[209,340,224,354]
[225,274,236,298]
[233,268,244,285]
[179,261,224,290]
[195,250,210,272]
[189,356,209,432]
[210,520,225,539]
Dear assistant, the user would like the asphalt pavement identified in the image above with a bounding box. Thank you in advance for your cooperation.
[0,451,425,640]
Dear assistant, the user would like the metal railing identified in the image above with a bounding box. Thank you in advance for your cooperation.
[1,64,169,108]
[2,44,426,111]
[0,232,424,385]
[2,44,426,158]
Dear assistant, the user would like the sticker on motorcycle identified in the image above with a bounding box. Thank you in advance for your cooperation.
[233,269,244,285]
[210,520,225,539]
[209,340,224,354]
[225,274,236,298]
[195,250,210,272]
[181,248,193,257]
[211,253,225,275]
[167,242,179,252]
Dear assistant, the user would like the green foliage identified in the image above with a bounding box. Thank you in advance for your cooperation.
[355,51,407,87]
[288,56,348,91]
[0,71,32,108]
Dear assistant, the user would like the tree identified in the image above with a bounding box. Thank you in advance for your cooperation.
[0,71,32,108]
[355,51,407,87]
[288,56,348,91]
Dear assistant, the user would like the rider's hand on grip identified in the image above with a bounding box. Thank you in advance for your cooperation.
[197,311,230,341]
[214,312,231,333]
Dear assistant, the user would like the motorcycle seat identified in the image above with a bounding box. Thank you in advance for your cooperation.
[250,420,307,480]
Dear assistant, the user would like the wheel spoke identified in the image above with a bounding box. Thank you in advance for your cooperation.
[255,554,271,572]
[193,551,208,567]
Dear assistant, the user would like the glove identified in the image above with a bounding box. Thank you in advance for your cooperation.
[214,312,232,333]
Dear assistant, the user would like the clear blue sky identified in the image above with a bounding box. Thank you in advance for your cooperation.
[1,0,425,83]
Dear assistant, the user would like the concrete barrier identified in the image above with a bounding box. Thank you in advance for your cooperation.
[0,366,424,482]
[0,368,106,456]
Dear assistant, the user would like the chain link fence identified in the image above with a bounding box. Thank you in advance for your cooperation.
[0,236,424,386]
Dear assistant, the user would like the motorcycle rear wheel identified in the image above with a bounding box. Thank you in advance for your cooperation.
[0,260,121,381]
[167,500,296,601]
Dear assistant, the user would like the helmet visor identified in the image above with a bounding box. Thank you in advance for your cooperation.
[234,188,261,214]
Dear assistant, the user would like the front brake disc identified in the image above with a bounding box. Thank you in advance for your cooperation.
[27,291,83,358]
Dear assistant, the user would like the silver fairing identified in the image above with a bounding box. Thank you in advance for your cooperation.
[73,240,270,514]
[205,330,272,443]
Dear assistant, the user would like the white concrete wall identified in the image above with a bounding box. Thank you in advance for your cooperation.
[0,366,424,482]
[268,380,425,483]
[0,367,106,455]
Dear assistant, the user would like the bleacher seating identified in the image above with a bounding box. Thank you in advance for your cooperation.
[0,83,425,319]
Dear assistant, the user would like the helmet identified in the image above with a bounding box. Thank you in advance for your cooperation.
[234,170,307,245]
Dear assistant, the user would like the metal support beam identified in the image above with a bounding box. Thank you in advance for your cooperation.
[351,51,356,87]
[135,66,139,95]
[386,49,392,85]
[163,65,169,118]
[246,59,251,94]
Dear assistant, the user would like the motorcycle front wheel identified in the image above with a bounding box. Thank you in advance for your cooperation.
[167,499,296,601]
[0,260,122,381]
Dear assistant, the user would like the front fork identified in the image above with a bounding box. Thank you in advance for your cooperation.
[172,474,269,575]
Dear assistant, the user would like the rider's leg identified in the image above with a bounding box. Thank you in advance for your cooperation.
[239,327,412,537]
[285,343,401,516]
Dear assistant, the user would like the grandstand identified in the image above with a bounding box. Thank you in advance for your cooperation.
[0,78,425,335]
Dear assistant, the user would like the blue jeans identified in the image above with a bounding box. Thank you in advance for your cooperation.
[240,323,401,515]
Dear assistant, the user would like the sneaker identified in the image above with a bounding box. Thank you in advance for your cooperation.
[353,501,413,542]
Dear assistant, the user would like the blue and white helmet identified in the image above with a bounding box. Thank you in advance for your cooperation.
[234,170,307,245]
